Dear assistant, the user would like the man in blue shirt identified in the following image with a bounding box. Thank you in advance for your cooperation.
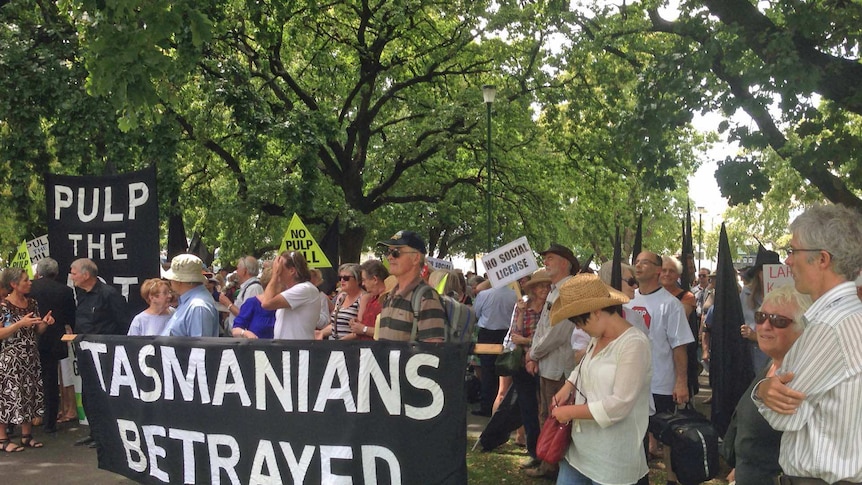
[161,254,220,337]
[472,282,518,416]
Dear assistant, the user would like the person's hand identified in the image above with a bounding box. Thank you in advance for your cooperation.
[42,310,55,325]
[515,299,527,311]
[218,293,232,307]
[673,381,690,405]
[552,387,571,408]
[550,404,571,424]
[740,324,754,340]
[525,359,538,376]
[18,312,41,328]
[244,330,258,339]
[757,372,805,414]
[510,333,530,346]
[272,255,285,279]
[349,318,364,335]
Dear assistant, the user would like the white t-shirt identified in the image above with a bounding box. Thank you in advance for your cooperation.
[628,287,694,395]
[273,281,322,340]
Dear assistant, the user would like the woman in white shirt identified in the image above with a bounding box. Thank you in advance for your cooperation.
[549,274,652,485]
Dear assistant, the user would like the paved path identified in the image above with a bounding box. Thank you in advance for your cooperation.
[0,422,132,484]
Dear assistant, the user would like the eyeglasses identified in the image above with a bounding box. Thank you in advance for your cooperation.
[385,247,418,258]
[624,277,638,287]
[754,311,794,329]
[339,275,354,281]
[784,247,831,257]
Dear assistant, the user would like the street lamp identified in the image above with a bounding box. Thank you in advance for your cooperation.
[482,84,496,253]
[697,206,706,271]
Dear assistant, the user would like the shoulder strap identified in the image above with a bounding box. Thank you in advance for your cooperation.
[409,284,435,342]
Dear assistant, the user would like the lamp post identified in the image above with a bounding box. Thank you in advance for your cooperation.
[482,85,496,253]
[697,206,706,271]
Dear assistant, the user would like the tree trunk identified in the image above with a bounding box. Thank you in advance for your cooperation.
[340,225,367,264]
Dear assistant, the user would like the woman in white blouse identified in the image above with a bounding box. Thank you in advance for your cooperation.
[548,274,652,485]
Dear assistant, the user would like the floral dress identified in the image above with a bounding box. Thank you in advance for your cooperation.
[0,298,44,424]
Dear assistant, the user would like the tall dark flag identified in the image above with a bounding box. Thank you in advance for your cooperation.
[631,214,643,265]
[710,223,754,436]
[681,204,693,292]
[611,226,622,290]
[319,216,340,295]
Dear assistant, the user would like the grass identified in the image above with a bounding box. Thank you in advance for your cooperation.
[466,437,731,484]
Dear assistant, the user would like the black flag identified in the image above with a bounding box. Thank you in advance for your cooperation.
[611,226,622,291]
[319,216,340,295]
[681,204,693,292]
[710,223,754,436]
[631,214,643,265]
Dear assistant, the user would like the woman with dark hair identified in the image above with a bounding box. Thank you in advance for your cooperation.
[549,274,652,485]
[350,260,389,340]
[1,268,56,452]
[261,251,321,340]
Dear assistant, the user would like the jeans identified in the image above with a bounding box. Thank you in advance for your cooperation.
[557,459,644,485]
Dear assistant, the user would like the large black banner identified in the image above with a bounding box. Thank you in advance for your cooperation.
[45,166,160,314]
[74,337,469,484]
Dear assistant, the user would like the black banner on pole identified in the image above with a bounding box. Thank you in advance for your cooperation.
[74,337,469,484]
[45,166,160,314]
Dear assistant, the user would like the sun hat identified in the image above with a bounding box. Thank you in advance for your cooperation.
[550,273,629,326]
[746,245,781,279]
[539,243,580,275]
[378,230,427,254]
[163,254,208,284]
[522,268,552,289]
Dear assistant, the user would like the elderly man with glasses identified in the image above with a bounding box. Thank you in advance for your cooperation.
[375,231,446,343]
[754,204,862,485]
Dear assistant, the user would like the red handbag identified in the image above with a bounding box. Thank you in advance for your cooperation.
[535,393,574,463]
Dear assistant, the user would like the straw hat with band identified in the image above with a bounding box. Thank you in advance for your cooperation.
[522,268,552,290]
[550,273,629,326]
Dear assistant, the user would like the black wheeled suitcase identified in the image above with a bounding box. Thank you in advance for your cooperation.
[648,404,719,485]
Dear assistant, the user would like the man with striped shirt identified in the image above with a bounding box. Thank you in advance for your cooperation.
[755,204,862,484]
[376,231,446,342]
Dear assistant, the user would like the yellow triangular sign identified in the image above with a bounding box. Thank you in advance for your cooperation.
[10,240,35,279]
[277,214,333,268]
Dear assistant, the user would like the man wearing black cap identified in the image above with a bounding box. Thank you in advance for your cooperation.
[376,231,446,342]
[525,243,581,479]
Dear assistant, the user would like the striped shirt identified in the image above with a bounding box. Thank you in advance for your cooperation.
[376,277,446,342]
[756,281,862,482]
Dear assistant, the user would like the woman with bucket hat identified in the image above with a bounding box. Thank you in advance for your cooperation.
[548,274,652,485]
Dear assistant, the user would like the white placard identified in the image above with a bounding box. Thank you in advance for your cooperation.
[763,263,794,295]
[481,236,538,288]
[27,234,50,265]
[426,257,454,270]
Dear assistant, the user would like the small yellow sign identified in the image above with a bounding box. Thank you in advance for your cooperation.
[9,240,35,279]
[277,214,333,268]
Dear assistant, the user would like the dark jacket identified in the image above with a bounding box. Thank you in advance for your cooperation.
[74,280,131,335]
[30,277,77,359]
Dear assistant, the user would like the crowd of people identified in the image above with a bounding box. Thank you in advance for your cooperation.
[2,205,862,485]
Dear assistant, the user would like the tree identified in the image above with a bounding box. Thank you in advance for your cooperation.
[582,1,862,209]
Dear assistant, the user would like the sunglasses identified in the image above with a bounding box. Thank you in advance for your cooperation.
[385,247,418,258]
[624,277,638,287]
[339,275,354,281]
[754,311,794,329]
